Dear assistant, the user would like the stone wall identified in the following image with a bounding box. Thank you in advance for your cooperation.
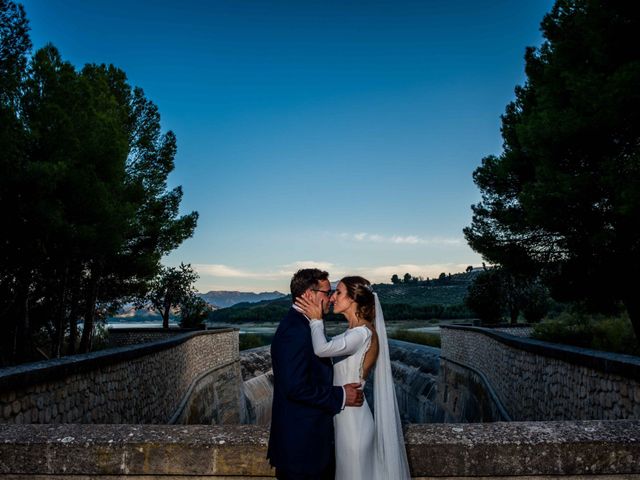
[0,329,242,425]
[438,358,509,422]
[107,327,204,347]
[441,325,640,421]
[1,421,639,478]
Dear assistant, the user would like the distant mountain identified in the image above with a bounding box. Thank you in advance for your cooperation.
[198,290,285,309]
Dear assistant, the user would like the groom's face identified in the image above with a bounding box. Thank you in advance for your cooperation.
[311,279,332,315]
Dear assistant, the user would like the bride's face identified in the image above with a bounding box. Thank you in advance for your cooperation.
[330,282,355,316]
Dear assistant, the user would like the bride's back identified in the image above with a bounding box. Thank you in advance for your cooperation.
[361,326,379,380]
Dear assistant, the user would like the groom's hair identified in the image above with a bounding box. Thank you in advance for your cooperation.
[290,268,329,301]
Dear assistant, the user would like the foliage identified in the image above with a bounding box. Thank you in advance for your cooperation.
[465,268,551,324]
[0,2,197,365]
[179,295,210,328]
[388,330,441,348]
[464,270,504,324]
[143,263,199,329]
[239,333,273,351]
[209,297,291,323]
[209,278,475,323]
[381,302,472,321]
[374,270,480,306]
[532,311,640,356]
[463,0,640,341]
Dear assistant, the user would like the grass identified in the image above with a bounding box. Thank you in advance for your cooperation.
[239,333,273,351]
[388,329,441,348]
[532,312,640,356]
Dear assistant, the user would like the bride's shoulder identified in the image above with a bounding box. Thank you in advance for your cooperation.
[355,324,375,339]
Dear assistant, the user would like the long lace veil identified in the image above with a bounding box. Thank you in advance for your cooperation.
[372,292,411,479]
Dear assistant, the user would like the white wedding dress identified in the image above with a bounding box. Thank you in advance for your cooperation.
[309,293,411,480]
[309,323,375,479]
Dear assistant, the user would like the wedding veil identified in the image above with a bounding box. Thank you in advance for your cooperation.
[372,292,411,479]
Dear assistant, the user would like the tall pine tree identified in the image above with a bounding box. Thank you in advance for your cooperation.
[464,0,640,340]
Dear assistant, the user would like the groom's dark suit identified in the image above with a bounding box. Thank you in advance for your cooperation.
[267,307,344,477]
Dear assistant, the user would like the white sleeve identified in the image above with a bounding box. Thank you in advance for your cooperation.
[309,320,367,358]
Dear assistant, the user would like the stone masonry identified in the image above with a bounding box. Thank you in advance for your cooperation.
[441,325,640,421]
[0,329,240,425]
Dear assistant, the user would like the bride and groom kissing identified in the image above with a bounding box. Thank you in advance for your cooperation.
[267,268,410,480]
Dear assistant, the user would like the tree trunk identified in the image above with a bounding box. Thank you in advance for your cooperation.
[67,285,80,356]
[53,266,69,358]
[162,302,170,329]
[79,267,100,353]
[14,283,31,363]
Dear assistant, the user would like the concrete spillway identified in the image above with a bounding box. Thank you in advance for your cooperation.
[388,339,445,423]
[240,346,273,425]
[239,340,459,425]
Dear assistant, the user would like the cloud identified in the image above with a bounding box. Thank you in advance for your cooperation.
[282,260,336,271]
[194,264,281,279]
[338,232,463,246]
[194,261,340,280]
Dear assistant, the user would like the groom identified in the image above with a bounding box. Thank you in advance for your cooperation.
[267,268,364,480]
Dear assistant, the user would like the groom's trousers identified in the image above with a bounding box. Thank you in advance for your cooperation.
[275,459,334,480]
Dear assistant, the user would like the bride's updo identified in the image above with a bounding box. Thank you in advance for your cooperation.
[341,276,375,323]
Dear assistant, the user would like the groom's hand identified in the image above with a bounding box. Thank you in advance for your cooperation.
[343,382,364,407]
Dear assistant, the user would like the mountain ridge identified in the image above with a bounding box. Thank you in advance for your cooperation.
[197,290,285,308]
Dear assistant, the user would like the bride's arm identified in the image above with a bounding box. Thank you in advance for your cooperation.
[309,321,367,357]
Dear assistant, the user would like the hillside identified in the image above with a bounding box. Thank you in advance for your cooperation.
[209,269,482,322]
[375,269,482,306]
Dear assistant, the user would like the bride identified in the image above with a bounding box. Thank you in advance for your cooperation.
[295,276,411,480]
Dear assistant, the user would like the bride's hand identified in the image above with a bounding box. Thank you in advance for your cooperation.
[295,292,324,319]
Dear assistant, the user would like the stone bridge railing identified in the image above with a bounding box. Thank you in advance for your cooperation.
[440,325,640,421]
[1,421,639,478]
[0,328,242,425]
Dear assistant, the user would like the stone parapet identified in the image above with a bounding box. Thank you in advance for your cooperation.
[0,329,240,425]
[107,327,205,347]
[1,421,639,478]
[441,325,640,421]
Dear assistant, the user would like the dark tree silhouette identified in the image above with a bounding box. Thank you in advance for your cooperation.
[464,0,640,340]
[0,2,197,363]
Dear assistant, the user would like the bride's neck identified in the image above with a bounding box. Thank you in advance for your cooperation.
[345,310,364,328]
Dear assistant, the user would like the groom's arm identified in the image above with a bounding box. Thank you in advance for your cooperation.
[276,326,344,415]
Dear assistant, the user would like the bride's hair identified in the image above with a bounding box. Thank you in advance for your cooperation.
[341,276,375,323]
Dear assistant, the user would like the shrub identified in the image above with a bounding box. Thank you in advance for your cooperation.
[388,330,441,348]
[532,312,639,356]
[239,333,273,351]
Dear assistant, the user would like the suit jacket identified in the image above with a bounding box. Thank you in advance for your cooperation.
[267,307,344,474]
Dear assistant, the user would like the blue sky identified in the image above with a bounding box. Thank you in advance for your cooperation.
[22,0,555,292]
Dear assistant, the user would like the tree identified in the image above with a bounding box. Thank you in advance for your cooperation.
[1,0,33,363]
[179,295,210,328]
[463,0,640,340]
[520,280,551,323]
[464,270,504,324]
[145,263,199,329]
[403,273,412,284]
[391,274,400,284]
[0,3,197,364]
